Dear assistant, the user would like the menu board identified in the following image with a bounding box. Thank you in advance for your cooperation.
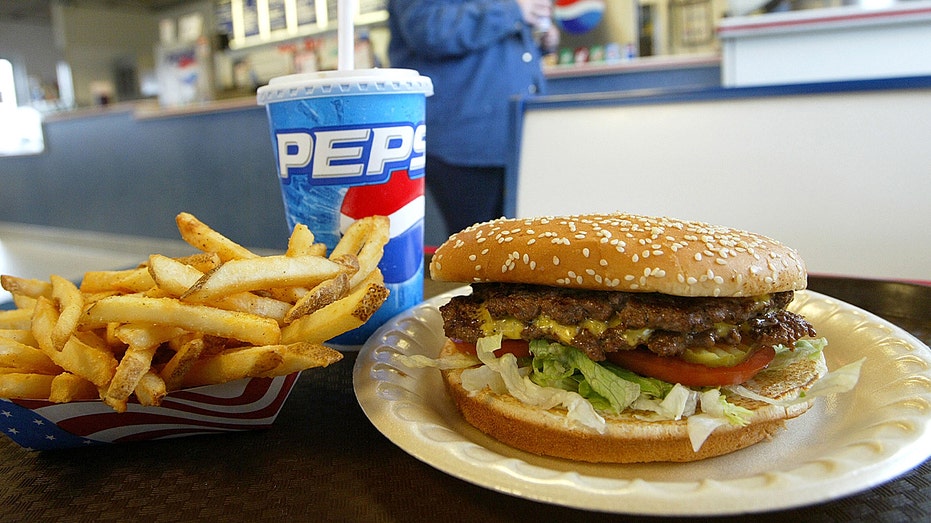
[242,0,260,38]
[215,0,233,36]
[225,0,385,47]
[296,0,317,26]
[268,0,288,32]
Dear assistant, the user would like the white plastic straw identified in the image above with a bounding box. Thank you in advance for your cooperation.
[338,0,355,70]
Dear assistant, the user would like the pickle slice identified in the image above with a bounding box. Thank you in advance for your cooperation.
[681,345,753,368]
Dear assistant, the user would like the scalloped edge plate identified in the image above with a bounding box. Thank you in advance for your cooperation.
[353,289,931,516]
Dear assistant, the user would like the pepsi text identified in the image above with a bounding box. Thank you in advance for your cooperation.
[275,123,426,185]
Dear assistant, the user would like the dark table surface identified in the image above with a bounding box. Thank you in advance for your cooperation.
[0,274,929,522]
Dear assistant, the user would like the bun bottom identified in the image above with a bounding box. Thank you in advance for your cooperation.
[440,340,821,463]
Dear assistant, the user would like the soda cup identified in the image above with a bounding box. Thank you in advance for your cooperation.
[257,69,434,346]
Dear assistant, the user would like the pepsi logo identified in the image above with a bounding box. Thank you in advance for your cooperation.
[273,123,427,185]
[554,0,605,35]
[340,170,425,284]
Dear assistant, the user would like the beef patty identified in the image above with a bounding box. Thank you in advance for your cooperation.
[440,283,816,361]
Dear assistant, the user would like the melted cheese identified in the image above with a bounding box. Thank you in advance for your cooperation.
[478,307,646,347]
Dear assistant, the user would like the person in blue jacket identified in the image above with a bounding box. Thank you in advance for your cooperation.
[388,0,559,236]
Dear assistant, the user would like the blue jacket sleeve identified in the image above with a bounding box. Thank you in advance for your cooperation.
[390,0,527,60]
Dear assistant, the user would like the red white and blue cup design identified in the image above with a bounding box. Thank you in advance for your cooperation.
[258,69,434,345]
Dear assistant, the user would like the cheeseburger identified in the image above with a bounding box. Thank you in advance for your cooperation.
[422,213,861,463]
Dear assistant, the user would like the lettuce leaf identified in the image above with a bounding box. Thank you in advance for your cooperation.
[528,339,641,414]
[473,335,607,432]
[391,352,480,370]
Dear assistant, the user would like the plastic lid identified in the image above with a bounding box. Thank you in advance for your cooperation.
[257,68,433,105]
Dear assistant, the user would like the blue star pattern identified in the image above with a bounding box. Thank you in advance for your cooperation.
[0,399,99,451]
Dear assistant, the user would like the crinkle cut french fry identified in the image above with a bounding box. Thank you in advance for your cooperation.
[281,270,389,344]
[179,255,344,304]
[84,295,281,346]
[176,212,258,261]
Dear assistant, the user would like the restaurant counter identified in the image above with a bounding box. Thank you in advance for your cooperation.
[0,235,929,520]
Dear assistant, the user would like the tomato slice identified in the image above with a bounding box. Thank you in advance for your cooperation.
[606,346,776,387]
[452,339,531,358]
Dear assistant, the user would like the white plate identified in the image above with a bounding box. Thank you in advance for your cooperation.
[353,288,931,516]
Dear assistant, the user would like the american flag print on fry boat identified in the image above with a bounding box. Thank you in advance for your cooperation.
[0,373,299,451]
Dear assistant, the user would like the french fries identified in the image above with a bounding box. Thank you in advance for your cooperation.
[0,212,391,411]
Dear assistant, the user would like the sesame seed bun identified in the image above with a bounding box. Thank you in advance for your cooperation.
[429,213,807,298]
[439,340,823,463]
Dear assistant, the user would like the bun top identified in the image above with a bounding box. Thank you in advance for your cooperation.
[429,213,807,297]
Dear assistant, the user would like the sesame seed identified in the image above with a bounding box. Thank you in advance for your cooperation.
[553,256,560,266]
